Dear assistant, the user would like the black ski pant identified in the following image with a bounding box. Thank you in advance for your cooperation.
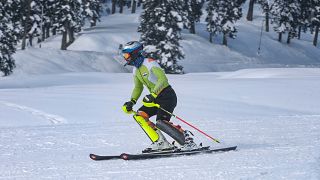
[138,86,177,121]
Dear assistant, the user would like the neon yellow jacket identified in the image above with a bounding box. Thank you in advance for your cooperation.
[131,58,169,101]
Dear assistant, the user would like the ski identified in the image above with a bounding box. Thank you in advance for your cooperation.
[89,146,237,161]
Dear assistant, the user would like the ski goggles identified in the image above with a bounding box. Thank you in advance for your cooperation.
[122,52,131,61]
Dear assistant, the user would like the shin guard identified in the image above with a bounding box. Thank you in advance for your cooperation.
[156,120,185,145]
[133,115,159,142]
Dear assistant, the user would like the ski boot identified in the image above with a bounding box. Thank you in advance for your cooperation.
[180,130,198,151]
[142,130,176,153]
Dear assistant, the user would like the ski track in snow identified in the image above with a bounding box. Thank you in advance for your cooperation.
[0,101,66,125]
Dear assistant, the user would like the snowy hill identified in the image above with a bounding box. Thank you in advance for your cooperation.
[12,8,320,75]
[1,4,320,180]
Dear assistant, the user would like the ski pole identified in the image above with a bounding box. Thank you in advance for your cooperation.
[157,106,221,144]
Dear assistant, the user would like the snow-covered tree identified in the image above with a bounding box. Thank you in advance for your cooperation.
[184,0,203,34]
[19,0,45,49]
[206,0,242,46]
[27,0,42,46]
[205,0,220,43]
[297,0,312,39]
[54,0,84,50]
[139,0,184,74]
[271,0,301,43]
[0,0,20,76]
[83,0,103,27]
[41,0,58,39]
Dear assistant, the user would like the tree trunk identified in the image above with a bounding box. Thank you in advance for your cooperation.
[298,26,302,39]
[91,17,97,27]
[131,0,136,13]
[287,32,291,44]
[21,0,31,50]
[119,0,124,13]
[68,26,75,45]
[52,27,57,36]
[223,32,228,46]
[112,0,117,14]
[127,0,131,8]
[189,21,196,34]
[61,30,68,50]
[209,33,213,43]
[28,35,33,47]
[42,26,45,41]
[265,8,269,32]
[21,36,27,50]
[314,25,319,47]
[61,22,69,50]
[45,25,50,38]
[246,0,254,21]
[278,32,282,42]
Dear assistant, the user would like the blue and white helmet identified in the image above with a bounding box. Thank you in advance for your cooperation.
[122,41,144,66]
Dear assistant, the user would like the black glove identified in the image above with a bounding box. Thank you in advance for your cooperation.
[122,99,136,113]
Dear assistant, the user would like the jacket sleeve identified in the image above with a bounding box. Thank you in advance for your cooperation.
[151,66,169,95]
[131,75,144,101]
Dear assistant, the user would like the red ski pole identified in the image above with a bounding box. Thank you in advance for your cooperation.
[158,106,221,144]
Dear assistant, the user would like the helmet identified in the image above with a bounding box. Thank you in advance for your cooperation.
[122,41,144,67]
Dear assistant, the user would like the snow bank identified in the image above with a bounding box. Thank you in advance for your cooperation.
[13,48,128,76]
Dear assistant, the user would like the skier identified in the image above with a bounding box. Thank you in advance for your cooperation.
[121,41,198,153]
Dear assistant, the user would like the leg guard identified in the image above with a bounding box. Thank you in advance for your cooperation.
[133,114,159,143]
[156,120,185,145]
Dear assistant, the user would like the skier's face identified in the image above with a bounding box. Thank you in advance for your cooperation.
[122,52,131,62]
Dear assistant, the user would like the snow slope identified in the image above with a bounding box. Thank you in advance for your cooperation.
[12,6,320,75]
[1,69,320,179]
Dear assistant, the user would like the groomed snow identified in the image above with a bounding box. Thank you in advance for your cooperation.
[1,70,320,179]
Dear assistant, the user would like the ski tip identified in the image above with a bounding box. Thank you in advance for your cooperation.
[89,154,97,160]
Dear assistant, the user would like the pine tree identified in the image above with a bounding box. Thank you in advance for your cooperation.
[28,0,42,46]
[206,0,220,43]
[184,0,203,34]
[0,0,20,76]
[54,0,83,50]
[83,0,103,27]
[271,0,301,43]
[297,0,312,39]
[19,0,43,49]
[41,0,57,39]
[206,0,242,46]
[139,0,184,74]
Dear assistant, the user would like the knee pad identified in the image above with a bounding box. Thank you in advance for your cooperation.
[137,111,150,119]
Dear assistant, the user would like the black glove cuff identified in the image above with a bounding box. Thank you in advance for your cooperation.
[130,99,137,104]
